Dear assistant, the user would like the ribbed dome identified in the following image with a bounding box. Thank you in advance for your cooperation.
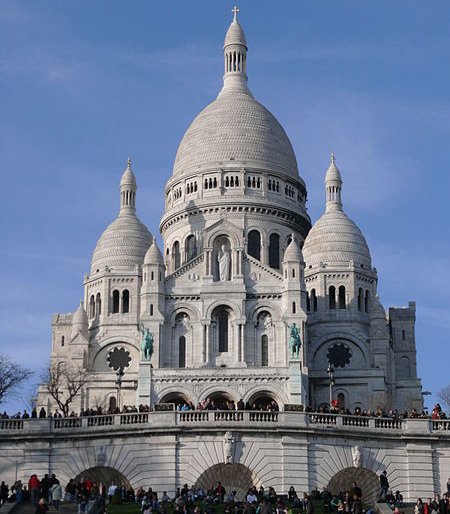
[91,215,152,273]
[303,210,372,269]
[173,89,299,178]
[304,155,372,269]
[90,160,153,274]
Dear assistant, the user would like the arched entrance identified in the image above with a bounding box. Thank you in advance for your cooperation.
[247,391,280,411]
[205,391,235,410]
[160,392,191,407]
[196,463,259,501]
[74,466,130,488]
[327,467,379,504]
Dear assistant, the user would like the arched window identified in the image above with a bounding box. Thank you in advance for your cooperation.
[122,290,130,313]
[185,235,197,262]
[338,286,346,309]
[329,286,336,309]
[248,230,261,260]
[112,290,120,314]
[365,290,370,313]
[89,295,95,319]
[261,335,269,367]
[179,336,186,368]
[292,301,296,314]
[218,309,229,353]
[306,292,311,312]
[311,289,318,312]
[172,241,181,270]
[150,304,154,316]
[95,293,101,317]
[269,233,280,269]
[358,288,363,311]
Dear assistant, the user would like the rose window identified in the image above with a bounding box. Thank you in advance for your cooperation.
[107,347,131,371]
[327,343,352,368]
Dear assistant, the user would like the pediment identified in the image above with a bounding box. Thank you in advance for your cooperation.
[203,217,243,247]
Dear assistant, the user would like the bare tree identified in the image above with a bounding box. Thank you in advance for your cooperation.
[43,363,88,416]
[438,385,450,409]
[0,354,33,404]
[89,392,108,412]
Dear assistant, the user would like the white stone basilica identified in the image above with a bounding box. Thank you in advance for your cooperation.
[38,9,423,416]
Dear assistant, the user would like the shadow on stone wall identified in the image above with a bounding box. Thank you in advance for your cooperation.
[74,466,130,489]
[327,467,379,504]
[196,463,258,501]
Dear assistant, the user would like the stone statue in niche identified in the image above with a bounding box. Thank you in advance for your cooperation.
[263,315,273,329]
[223,431,235,464]
[352,445,361,467]
[218,244,231,281]
[96,445,106,466]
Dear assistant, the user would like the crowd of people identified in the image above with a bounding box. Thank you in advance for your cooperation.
[413,494,450,514]
[1,471,450,514]
[1,403,447,420]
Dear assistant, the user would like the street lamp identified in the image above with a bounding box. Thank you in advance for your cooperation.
[327,363,335,408]
[115,367,125,412]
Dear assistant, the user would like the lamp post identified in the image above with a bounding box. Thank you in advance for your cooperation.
[115,367,125,412]
[327,363,335,407]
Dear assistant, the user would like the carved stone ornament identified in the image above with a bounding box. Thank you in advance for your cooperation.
[96,445,106,466]
[223,431,235,464]
[352,445,361,468]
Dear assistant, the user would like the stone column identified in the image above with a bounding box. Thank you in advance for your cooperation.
[201,321,211,365]
[137,361,153,407]
[240,322,245,363]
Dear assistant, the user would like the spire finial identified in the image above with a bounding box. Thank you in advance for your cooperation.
[232,5,240,22]
[127,157,132,169]
[325,153,343,212]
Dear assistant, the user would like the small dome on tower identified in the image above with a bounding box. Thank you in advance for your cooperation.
[90,160,152,274]
[72,300,88,326]
[71,300,88,340]
[303,156,372,269]
[144,238,164,265]
[325,154,342,183]
[224,7,247,47]
[283,236,303,262]
[120,158,137,187]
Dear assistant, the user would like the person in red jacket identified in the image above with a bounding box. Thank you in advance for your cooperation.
[28,475,41,506]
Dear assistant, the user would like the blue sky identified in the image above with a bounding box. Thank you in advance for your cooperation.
[1,1,449,413]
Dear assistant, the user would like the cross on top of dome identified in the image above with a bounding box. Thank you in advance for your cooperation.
[232,6,240,22]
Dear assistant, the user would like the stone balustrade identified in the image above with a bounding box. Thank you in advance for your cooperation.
[1,411,449,436]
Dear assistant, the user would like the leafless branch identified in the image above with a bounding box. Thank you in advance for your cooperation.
[0,354,33,404]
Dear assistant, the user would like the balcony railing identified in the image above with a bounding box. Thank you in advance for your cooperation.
[0,411,447,436]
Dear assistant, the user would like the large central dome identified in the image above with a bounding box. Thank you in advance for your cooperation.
[172,13,299,180]
[173,89,299,178]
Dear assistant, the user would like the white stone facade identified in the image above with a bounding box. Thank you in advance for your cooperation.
[1,414,450,501]
[38,13,423,422]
